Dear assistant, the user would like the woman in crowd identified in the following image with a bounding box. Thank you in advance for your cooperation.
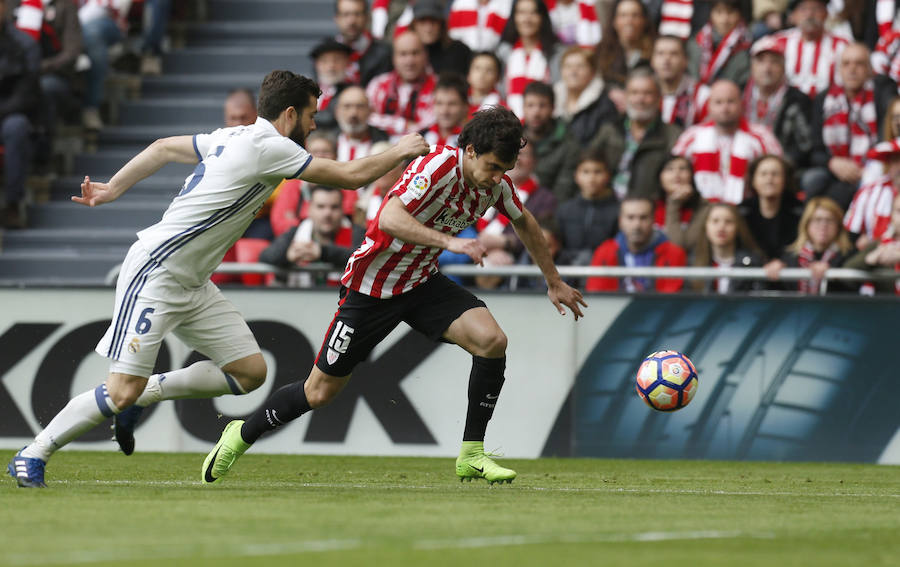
[552,46,616,145]
[765,197,855,294]
[738,154,803,262]
[690,202,763,293]
[595,0,655,108]
[656,155,708,253]
[498,0,559,117]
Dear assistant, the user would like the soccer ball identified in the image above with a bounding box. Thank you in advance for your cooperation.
[635,350,699,412]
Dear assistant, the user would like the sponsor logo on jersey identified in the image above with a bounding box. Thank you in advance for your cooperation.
[409,174,430,198]
[433,208,470,230]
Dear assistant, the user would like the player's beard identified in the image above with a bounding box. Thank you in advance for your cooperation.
[289,122,308,147]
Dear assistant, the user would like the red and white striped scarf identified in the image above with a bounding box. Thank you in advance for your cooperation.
[821,81,879,165]
[659,0,693,39]
[877,0,897,36]
[448,0,512,52]
[772,28,848,98]
[15,0,43,41]
[545,0,601,48]
[476,175,538,234]
[340,31,373,84]
[872,29,900,86]
[422,123,462,147]
[797,241,839,295]
[505,41,551,119]
[695,23,751,85]
[671,119,783,204]
[660,75,698,126]
[843,175,897,240]
[743,80,788,130]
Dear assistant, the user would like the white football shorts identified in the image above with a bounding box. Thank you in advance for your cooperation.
[95,242,260,377]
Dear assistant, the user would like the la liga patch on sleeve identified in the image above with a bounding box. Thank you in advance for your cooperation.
[408,174,430,198]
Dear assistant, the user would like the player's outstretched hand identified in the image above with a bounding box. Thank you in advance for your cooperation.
[72,176,117,207]
[448,237,487,266]
[395,133,430,160]
[547,280,587,321]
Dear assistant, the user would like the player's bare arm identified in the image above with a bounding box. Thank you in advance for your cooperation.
[73,136,198,207]
[301,133,429,189]
[379,196,487,265]
[512,209,587,320]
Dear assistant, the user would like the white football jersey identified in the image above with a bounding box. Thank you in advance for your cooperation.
[137,117,312,288]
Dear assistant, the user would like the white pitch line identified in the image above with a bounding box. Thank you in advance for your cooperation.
[47,478,900,498]
[1,531,773,566]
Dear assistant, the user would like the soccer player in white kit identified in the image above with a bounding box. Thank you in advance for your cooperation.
[8,70,429,488]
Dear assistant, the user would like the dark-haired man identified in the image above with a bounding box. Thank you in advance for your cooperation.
[7,70,429,488]
[202,106,587,486]
[522,81,578,201]
[420,72,469,147]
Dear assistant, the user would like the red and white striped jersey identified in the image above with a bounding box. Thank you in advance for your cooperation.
[872,29,900,86]
[342,146,524,297]
[658,0,693,40]
[448,0,512,52]
[844,175,898,240]
[672,119,783,204]
[771,28,848,98]
[337,133,377,163]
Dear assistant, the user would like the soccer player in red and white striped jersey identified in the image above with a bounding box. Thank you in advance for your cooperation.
[205,107,586,486]
[770,0,848,98]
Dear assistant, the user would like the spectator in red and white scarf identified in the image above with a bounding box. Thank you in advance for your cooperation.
[743,35,813,170]
[769,0,848,98]
[466,51,505,117]
[410,0,473,77]
[765,196,855,294]
[498,0,558,119]
[447,0,512,52]
[806,43,897,210]
[652,35,698,127]
[334,85,389,164]
[334,0,392,86]
[365,32,437,137]
[420,72,468,147]
[687,0,751,88]
[845,191,900,295]
[672,80,783,204]
[844,140,900,249]
[545,0,601,48]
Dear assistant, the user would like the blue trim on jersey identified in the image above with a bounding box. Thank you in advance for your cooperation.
[94,384,114,418]
[148,183,266,264]
[223,372,243,395]
[107,258,160,359]
[149,183,266,263]
[114,264,158,359]
[290,154,313,179]
[192,135,202,160]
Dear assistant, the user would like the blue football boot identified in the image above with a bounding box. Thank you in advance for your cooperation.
[8,449,47,488]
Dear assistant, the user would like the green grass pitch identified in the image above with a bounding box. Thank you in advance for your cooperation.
[2,452,898,567]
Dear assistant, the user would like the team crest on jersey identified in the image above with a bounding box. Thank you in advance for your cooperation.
[326,347,340,365]
[409,174,430,198]
[128,338,141,354]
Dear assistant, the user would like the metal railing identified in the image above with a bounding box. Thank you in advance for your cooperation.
[103,262,900,287]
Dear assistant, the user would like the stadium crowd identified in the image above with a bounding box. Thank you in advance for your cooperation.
[3,0,900,295]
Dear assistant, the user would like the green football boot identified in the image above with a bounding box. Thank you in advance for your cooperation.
[202,420,251,484]
[455,441,517,485]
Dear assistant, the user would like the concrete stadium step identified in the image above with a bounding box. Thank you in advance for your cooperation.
[0,251,121,285]
[1,229,136,253]
[185,20,336,45]
[208,0,334,21]
[73,151,196,178]
[27,200,168,229]
[50,175,185,201]
[141,73,264,97]
[118,97,223,126]
[98,124,217,146]
[162,46,314,75]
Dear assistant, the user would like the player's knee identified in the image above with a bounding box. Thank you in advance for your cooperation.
[107,381,143,409]
[471,327,507,358]
[225,355,268,392]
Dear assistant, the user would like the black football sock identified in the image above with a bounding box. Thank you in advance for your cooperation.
[462,356,506,442]
[240,380,312,444]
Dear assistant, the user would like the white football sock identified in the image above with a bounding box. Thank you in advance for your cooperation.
[134,360,246,407]
[21,384,121,462]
